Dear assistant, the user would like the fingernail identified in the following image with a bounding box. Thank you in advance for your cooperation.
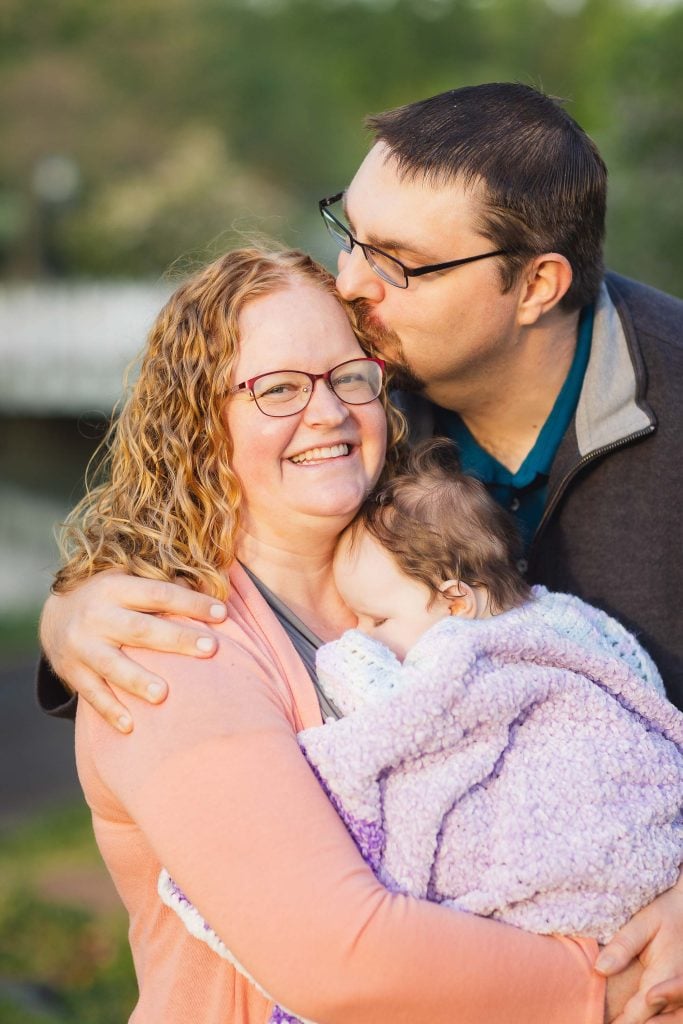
[594,953,615,973]
[117,715,132,733]
[196,636,215,652]
[147,682,164,701]
[210,604,226,619]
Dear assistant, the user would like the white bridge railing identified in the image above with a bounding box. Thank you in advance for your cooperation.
[0,281,171,414]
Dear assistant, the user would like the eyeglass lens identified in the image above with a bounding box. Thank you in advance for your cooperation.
[321,207,407,288]
[321,208,352,253]
[252,359,383,416]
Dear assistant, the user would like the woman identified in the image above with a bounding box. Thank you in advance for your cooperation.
[44,246,672,1023]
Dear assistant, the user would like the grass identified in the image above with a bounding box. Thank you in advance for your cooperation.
[0,802,137,1023]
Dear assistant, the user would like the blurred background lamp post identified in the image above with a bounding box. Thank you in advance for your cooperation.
[30,155,81,278]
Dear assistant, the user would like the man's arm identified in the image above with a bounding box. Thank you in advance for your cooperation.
[39,571,226,731]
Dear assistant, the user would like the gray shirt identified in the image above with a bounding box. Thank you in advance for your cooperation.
[240,563,343,721]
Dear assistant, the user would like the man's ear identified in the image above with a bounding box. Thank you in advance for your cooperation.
[517,253,573,326]
[439,579,478,619]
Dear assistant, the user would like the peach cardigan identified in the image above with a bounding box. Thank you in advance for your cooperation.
[75,562,605,1024]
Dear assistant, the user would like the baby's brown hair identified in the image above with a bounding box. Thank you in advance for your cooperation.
[353,438,532,614]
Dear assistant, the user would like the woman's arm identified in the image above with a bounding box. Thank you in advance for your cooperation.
[79,627,606,1024]
[39,571,226,729]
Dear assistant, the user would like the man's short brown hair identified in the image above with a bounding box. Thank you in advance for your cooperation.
[366,83,607,312]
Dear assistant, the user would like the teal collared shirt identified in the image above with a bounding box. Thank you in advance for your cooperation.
[434,305,594,555]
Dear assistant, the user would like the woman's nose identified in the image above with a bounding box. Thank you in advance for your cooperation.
[335,247,386,304]
[302,377,350,426]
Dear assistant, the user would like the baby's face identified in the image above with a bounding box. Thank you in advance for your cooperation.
[333,528,451,661]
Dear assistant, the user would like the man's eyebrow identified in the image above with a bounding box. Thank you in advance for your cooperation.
[341,194,357,233]
[342,195,434,262]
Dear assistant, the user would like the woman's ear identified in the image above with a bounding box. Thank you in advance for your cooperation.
[438,579,479,619]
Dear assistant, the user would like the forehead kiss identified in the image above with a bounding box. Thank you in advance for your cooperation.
[327,144,527,403]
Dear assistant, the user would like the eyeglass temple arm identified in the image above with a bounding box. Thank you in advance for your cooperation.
[319,192,346,210]
[405,249,509,278]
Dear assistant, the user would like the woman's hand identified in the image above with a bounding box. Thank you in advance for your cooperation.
[597,873,683,1023]
[605,959,643,1023]
[40,571,227,732]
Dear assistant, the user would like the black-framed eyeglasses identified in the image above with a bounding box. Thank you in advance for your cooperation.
[319,192,510,289]
[228,357,385,418]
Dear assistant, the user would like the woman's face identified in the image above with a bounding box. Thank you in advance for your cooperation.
[225,281,387,548]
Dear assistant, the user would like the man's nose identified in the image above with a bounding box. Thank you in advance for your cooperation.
[335,246,385,303]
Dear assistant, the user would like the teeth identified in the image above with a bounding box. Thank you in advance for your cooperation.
[290,443,349,464]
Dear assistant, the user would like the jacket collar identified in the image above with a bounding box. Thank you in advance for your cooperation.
[392,274,656,458]
[574,278,654,457]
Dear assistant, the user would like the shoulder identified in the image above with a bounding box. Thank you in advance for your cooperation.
[76,569,319,796]
[74,605,313,832]
[605,271,683,352]
[77,614,296,759]
[137,563,320,730]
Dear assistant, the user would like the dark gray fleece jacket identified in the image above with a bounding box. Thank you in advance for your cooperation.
[397,272,683,709]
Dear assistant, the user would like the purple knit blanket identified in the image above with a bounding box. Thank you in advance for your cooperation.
[301,588,683,942]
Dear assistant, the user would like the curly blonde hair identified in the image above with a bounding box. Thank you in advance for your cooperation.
[54,246,406,601]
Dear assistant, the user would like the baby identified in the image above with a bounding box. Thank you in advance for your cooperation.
[323,435,533,692]
[161,440,683,1024]
[300,438,683,943]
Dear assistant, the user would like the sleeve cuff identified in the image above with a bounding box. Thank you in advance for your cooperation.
[35,653,77,720]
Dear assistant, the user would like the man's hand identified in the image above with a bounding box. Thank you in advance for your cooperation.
[40,571,227,733]
[597,873,683,1023]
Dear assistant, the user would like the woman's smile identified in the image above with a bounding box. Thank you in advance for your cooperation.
[288,442,352,465]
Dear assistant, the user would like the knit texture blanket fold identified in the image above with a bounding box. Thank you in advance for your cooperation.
[302,587,683,942]
[158,587,683,1023]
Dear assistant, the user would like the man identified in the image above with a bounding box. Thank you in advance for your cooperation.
[321,82,682,706]
[41,82,681,711]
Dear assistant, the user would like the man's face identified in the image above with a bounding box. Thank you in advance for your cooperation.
[335,143,526,410]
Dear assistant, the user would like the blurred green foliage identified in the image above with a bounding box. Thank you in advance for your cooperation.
[0,609,40,658]
[0,803,136,1023]
[0,0,681,293]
